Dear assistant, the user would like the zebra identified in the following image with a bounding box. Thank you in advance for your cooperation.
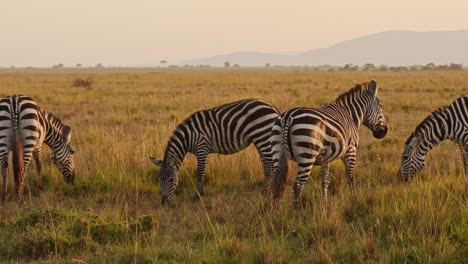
[398,96,467,189]
[0,95,75,202]
[149,99,280,205]
[271,80,388,205]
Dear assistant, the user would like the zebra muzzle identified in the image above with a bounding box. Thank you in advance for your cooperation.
[161,195,168,205]
[372,126,388,139]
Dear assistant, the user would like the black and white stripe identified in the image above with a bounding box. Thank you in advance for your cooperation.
[398,96,468,187]
[0,95,75,202]
[271,80,388,205]
[150,99,280,205]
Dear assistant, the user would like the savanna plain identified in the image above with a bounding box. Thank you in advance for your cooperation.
[0,69,466,263]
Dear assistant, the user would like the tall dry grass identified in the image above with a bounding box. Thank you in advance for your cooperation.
[0,68,466,263]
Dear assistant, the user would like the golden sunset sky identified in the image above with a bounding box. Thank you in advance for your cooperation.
[1,0,467,66]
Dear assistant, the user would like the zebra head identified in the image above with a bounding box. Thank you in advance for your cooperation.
[362,80,388,139]
[51,125,75,184]
[398,134,424,182]
[149,156,179,205]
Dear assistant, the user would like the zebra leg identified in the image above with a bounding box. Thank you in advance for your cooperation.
[255,147,273,194]
[17,149,34,203]
[294,163,314,207]
[342,148,357,195]
[33,147,42,191]
[0,154,8,202]
[321,164,330,202]
[194,148,209,201]
[460,144,468,193]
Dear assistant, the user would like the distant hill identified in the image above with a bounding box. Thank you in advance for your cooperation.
[184,30,468,67]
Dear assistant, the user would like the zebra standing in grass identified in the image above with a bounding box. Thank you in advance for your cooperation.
[149,99,280,205]
[398,96,467,189]
[271,80,388,205]
[0,95,75,202]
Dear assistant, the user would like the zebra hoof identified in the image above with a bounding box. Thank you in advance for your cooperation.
[294,199,308,210]
[17,198,25,206]
[192,193,204,202]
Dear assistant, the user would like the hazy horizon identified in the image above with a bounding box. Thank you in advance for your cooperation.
[2,0,468,67]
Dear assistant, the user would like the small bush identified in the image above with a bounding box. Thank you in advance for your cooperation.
[72,77,94,89]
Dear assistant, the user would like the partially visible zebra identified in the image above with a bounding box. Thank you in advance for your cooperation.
[398,96,467,189]
[271,80,388,205]
[149,99,280,205]
[0,95,75,202]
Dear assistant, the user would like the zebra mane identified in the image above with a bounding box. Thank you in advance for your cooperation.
[162,117,192,163]
[39,107,67,134]
[405,106,448,144]
[334,82,367,104]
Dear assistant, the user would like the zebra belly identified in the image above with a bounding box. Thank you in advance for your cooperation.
[291,138,347,165]
[209,141,251,155]
[313,146,346,165]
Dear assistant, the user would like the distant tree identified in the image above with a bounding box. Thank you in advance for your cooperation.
[343,64,358,71]
[224,61,230,68]
[53,63,64,68]
[436,64,449,70]
[232,64,240,68]
[423,63,435,70]
[449,63,463,70]
[160,60,167,64]
[95,63,104,68]
[75,64,82,68]
[362,63,375,71]
[265,63,271,68]
[378,65,388,71]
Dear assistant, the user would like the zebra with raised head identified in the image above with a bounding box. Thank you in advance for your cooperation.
[271,80,388,205]
[149,99,280,205]
[398,96,467,188]
[0,95,75,202]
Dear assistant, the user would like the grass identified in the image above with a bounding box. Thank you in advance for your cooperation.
[0,68,467,263]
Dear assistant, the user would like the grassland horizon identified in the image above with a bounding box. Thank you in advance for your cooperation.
[0,69,466,263]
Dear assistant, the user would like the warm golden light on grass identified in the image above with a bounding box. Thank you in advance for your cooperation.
[0,69,466,263]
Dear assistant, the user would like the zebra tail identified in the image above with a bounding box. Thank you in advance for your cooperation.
[273,122,289,202]
[12,130,24,191]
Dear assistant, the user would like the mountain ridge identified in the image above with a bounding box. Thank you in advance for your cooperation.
[183,30,468,67]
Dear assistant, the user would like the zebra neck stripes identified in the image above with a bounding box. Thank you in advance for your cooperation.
[399,96,468,181]
[40,109,72,150]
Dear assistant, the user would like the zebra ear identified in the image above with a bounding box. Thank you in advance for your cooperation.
[149,156,163,167]
[62,125,72,142]
[367,79,378,96]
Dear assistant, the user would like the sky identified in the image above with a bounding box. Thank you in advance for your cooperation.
[1,0,467,67]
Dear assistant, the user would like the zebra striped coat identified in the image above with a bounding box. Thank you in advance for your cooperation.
[149,99,280,205]
[398,96,468,188]
[271,80,388,205]
[0,95,75,202]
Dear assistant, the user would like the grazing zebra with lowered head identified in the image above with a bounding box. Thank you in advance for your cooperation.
[271,80,388,205]
[149,99,280,205]
[0,95,75,203]
[398,96,467,189]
